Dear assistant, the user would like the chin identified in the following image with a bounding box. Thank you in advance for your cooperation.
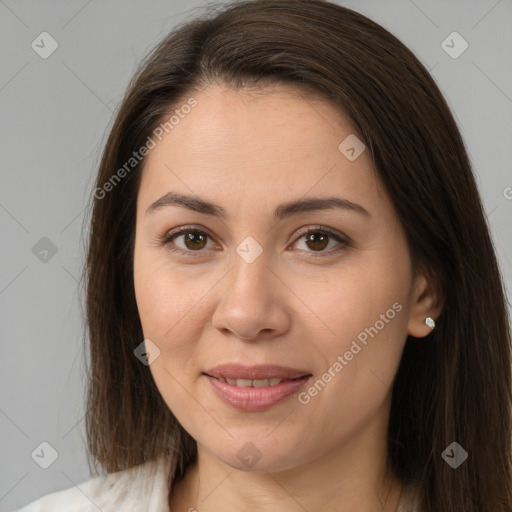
[197,433,310,473]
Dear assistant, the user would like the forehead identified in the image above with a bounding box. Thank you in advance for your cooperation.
[137,82,386,216]
[161,82,357,156]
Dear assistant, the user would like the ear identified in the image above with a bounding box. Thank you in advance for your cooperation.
[407,269,444,338]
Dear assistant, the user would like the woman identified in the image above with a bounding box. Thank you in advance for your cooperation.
[17,0,512,511]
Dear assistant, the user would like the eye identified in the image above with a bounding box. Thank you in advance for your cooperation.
[160,227,217,254]
[290,226,350,257]
[159,225,350,258]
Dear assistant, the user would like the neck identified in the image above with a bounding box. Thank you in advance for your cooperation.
[168,412,403,512]
[171,456,403,512]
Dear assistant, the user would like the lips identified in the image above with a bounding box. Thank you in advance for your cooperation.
[215,377,285,387]
[202,363,312,411]
[203,363,311,382]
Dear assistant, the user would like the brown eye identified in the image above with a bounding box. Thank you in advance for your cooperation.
[292,227,349,257]
[304,232,329,251]
[162,228,215,253]
[182,231,208,250]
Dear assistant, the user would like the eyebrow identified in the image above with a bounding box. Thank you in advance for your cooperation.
[145,192,371,220]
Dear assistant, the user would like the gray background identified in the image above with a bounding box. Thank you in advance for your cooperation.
[1,0,511,510]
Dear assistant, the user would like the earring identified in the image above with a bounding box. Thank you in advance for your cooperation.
[425,317,436,330]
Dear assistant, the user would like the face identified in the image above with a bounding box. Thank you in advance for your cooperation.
[133,82,421,473]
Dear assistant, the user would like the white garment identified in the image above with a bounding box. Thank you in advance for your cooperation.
[15,456,170,512]
[15,455,418,511]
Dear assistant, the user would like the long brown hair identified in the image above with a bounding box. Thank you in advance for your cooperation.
[83,1,512,510]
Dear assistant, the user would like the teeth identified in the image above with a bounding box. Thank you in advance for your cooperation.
[220,377,285,387]
[253,379,270,388]
[232,378,253,387]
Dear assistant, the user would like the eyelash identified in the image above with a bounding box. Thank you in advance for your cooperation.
[158,225,350,259]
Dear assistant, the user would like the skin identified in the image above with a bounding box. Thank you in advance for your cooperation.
[133,82,442,512]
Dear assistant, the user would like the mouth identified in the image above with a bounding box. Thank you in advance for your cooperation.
[207,376,300,387]
[203,363,311,383]
[202,364,312,411]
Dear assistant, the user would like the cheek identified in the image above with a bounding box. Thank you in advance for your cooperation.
[133,253,205,414]
[134,248,205,337]
[312,258,409,350]
[133,249,222,387]
[302,252,411,406]
[297,295,408,445]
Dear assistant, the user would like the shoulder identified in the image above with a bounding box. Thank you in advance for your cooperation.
[397,482,419,512]
[15,455,170,512]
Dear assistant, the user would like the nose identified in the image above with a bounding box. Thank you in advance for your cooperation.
[211,249,291,341]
